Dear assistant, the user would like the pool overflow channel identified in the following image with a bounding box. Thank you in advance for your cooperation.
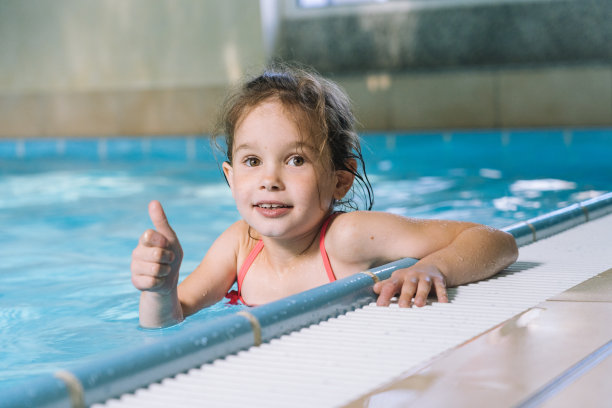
[3,191,612,408]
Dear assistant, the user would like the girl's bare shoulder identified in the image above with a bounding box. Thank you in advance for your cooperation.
[329,211,422,238]
[199,219,251,265]
[224,219,250,238]
[325,211,410,263]
[221,219,262,263]
[325,211,460,265]
[330,211,473,241]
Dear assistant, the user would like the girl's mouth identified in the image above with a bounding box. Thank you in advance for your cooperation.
[256,203,290,209]
[254,202,292,217]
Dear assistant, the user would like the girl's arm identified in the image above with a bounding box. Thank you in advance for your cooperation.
[176,221,243,317]
[131,201,238,328]
[330,211,518,308]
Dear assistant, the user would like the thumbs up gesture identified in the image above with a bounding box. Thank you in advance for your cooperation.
[131,200,184,294]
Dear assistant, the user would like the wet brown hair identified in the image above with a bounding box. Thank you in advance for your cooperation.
[214,63,373,211]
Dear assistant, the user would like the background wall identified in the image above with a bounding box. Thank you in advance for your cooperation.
[276,0,612,130]
[0,0,610,137]
[0,0,266,137]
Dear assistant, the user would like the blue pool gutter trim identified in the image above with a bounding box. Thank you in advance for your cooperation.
[4,191,612,408]
[503,192,612,246]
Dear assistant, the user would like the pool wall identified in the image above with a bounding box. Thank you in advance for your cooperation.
[3,191,612,408]
[1,127,611,162]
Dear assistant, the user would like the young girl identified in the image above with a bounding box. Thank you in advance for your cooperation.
[131,65,518,328]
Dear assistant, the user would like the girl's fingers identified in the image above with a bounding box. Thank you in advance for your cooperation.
[149,262,172,278]
[374,266,448,307]
[433,277,449,303]
[131,273,163,291]
[140,229,169,248]
[144,247,175,264]
[131,219,182,295]
[148,200,178,241]
[375,279,401,306]
[376,275,446,308]
[131,259,172,278]
[133,244,175,264]
[131,260,171,292]
[398,276,418,307]
[372,281,382,294]
[377,274,424,307]
[413,276,432,307]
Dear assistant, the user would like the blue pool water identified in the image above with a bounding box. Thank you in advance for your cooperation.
[0,129,610,389]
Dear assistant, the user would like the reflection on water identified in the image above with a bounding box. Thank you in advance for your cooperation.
[371,170,602,228]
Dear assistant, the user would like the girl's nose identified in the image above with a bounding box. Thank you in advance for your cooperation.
[260,166,284,191]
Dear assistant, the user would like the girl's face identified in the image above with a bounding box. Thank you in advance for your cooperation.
[222,100,350,241]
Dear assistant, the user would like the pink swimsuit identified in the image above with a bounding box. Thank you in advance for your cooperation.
[225,213,339,306]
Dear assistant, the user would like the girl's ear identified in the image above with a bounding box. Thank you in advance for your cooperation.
[333,159,356,200]
[222,161,234,190]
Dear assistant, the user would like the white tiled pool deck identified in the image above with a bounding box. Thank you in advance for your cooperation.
[95,212,612,408]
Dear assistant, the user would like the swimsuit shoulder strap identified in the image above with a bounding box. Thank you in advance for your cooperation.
[320,212,340,282]
[237,239,264,295]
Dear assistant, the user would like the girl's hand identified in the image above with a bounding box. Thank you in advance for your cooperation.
[373,264,449,307]
[131,201,183,295]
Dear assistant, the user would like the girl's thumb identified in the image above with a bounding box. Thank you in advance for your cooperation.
[148,200,177,240]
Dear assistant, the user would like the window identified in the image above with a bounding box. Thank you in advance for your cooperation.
[298,0,388,8]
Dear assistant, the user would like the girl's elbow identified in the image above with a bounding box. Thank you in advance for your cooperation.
[498,230,519,263]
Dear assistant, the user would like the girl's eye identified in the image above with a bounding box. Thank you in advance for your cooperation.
[244,157,261,167]
[288,156,305,166]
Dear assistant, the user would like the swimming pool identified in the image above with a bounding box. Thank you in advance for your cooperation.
[1,128,610,392]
